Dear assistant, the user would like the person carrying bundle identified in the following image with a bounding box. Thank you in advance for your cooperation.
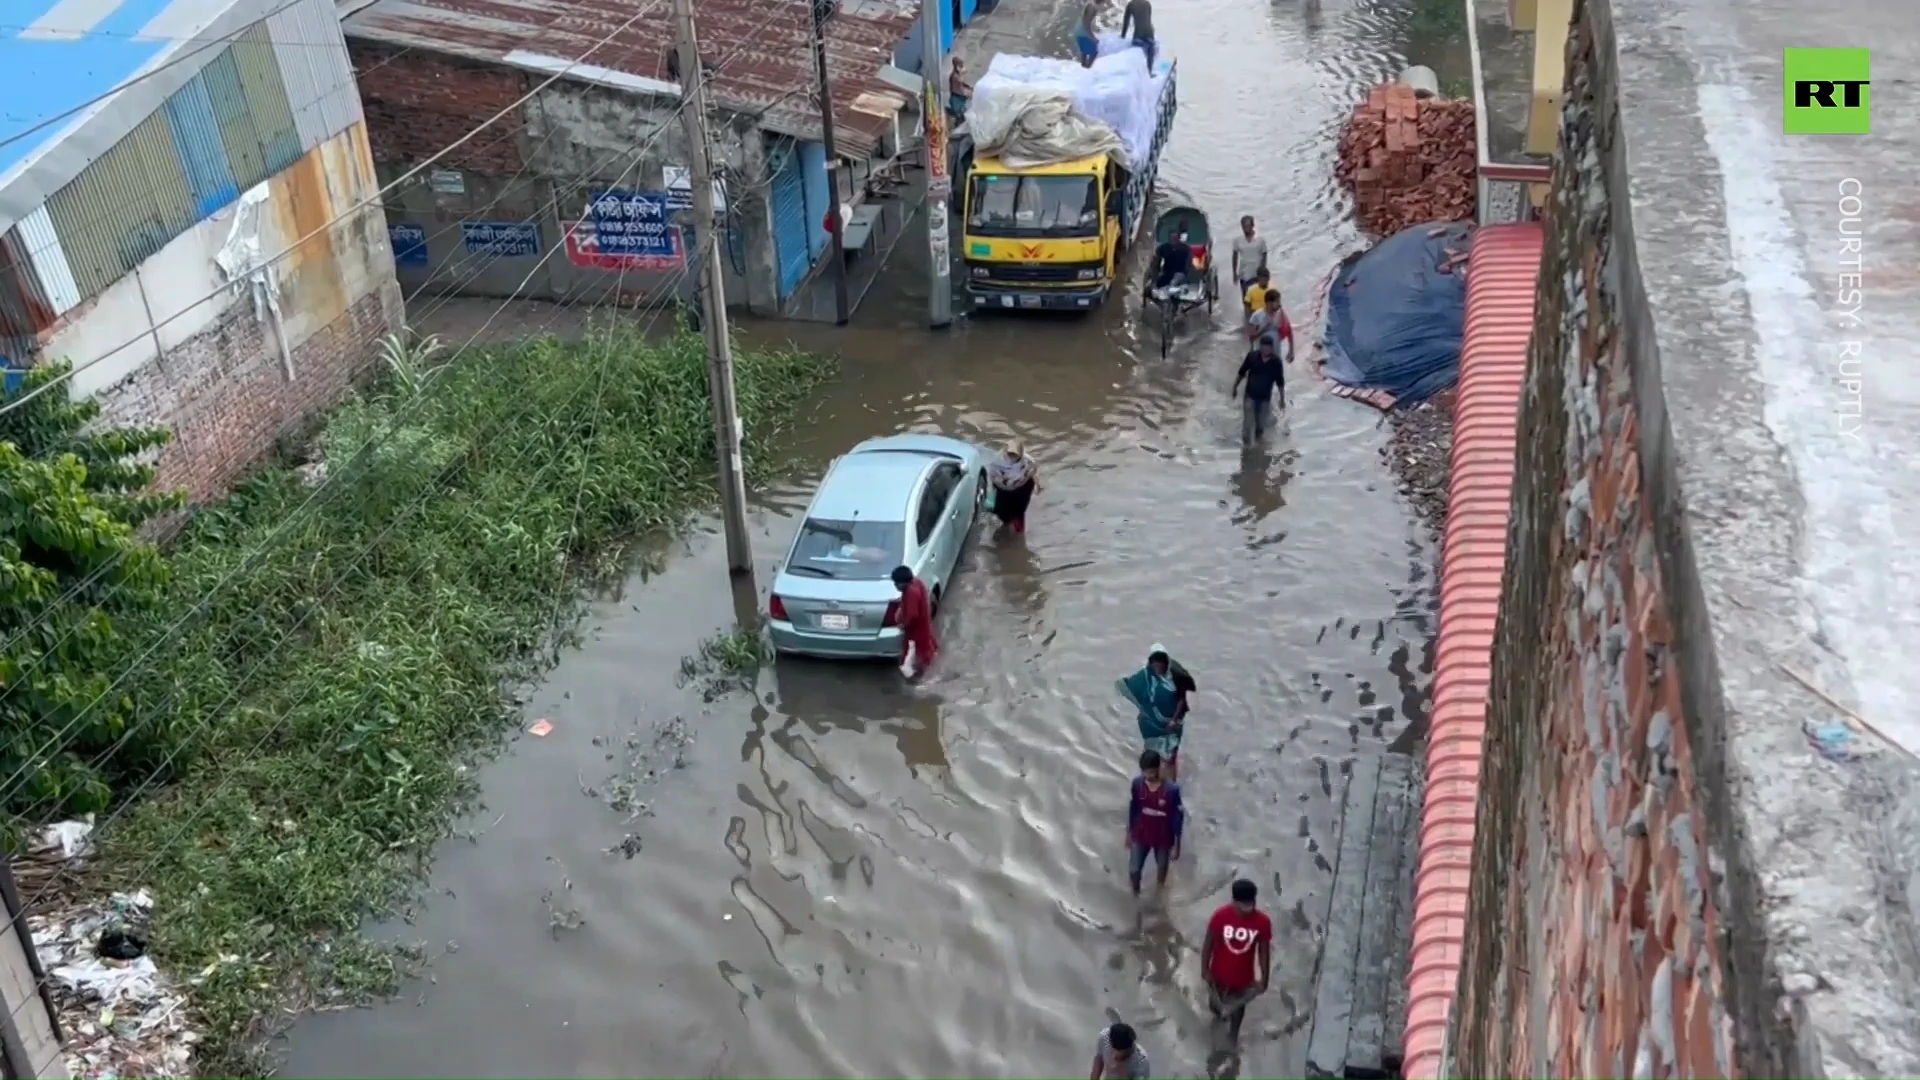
[1117,644,1197,779]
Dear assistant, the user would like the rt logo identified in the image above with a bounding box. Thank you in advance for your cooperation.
[1784,48,1870,134]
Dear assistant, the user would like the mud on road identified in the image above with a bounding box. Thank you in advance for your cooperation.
[283,0,1440,1075]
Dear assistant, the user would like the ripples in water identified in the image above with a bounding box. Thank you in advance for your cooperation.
[280,0,1434,1077]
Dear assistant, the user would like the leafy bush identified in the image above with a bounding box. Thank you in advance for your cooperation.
[0,362,182,834]
[90,325,829,1070]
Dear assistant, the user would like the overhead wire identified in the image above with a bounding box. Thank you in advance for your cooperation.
[0,0,672,420]
[0,0,837,712]
[4,124,721,1073]
[0,0,836,831]
[5,122,774,1055]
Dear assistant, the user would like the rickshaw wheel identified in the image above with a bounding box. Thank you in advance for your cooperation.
[1160,302,1173,357]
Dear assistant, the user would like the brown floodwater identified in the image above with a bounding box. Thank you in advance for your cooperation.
[282,0,1432,1075]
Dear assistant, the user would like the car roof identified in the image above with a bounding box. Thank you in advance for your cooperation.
[808,451,936,522]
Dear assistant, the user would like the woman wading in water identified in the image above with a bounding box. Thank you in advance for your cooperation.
[988,441,1040,534]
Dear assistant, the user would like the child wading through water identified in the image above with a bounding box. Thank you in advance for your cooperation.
[1126,748,1184,895]
[1117,644,1197,779]
[987,440,1040,534]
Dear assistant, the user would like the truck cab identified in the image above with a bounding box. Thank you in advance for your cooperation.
[960,153,1129,311]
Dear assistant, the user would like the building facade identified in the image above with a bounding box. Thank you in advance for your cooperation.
[343,0,916,317]
[0,0,402,503]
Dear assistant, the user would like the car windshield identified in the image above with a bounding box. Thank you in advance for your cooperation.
[786,518,906,580]
[968,174,1100,237]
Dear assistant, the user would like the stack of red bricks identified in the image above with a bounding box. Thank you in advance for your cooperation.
[1335,83,1478,237]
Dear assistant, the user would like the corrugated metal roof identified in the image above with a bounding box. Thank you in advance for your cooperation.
[0,0,315,229]
[343,0,914,158]
[0,0,185,181]
[1403,221,1542,1080]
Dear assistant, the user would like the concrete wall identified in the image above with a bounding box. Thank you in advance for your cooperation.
[353,43,782,316]
[0,864,65,1080]
[1448,0,1920,1074]
[43,122,402,503]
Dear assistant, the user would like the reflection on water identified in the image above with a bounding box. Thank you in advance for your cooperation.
[280,0,1433,1077]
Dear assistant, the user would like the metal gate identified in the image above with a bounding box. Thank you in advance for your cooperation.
[800,140,831,260]
[769,139,810,299]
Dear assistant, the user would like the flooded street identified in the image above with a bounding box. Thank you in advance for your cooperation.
[283,0,1436,1075]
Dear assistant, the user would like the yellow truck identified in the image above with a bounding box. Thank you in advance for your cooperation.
[960,63,1178,312]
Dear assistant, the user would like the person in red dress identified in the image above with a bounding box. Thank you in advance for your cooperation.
[1200,878,1273,1047]
[891,565,938,677]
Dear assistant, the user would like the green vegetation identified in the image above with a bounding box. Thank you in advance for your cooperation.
[4,327,829,1072]
[0,363,183,839]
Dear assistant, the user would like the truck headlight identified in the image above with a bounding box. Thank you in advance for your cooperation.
[1076,268,1100,280]
[970,265,990,278]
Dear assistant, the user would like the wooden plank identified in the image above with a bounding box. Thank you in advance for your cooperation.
[1383,753,1424,1071]
[1347,753,1416,1077]
[1306,756,1381,1078]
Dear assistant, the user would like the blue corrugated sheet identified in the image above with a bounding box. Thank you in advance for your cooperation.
[769,140,809,299]
[165,77,241,218]
[0,0,179,181]
[800,140,830,261]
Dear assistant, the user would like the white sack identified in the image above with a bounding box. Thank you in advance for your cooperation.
[966,84,1129,169]
[969,42,1171,167]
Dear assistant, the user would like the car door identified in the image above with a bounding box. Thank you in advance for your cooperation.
[912,465,958,590]
[937,462,975,578]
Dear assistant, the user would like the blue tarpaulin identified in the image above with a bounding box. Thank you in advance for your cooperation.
[1322,221,1473,406]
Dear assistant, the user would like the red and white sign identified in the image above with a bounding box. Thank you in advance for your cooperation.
[562,220,685,271]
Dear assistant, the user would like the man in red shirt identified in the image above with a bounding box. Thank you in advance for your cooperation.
[1200,878,1272,1046]
[890,566,938,677]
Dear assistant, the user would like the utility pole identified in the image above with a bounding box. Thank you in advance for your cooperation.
[675,0,752,575]
[809,0,851,325]
[918,0,953,328]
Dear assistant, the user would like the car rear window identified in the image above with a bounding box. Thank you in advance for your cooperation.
[787,518,906,580]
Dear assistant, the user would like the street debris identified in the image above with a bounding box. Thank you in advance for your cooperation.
[1385,388,1455,542]
[527,718,555,737]
[587,715,695,822]
[20,820,199,1080]
[1336,83,1477,237]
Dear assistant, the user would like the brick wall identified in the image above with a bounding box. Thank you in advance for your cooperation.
[350,42,528,175]
[1447,0,1750,1074]
[98,288,397,504]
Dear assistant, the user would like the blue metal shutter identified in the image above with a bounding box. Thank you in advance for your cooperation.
[961,0,978,24]
[940,0,954,50]
[800,140,830,260]
[769,141,810,299]
[166,75,241,219]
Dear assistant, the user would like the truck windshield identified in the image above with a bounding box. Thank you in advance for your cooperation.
[967,174,1099,237]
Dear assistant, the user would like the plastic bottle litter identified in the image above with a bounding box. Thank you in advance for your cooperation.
[21,821,199,1079]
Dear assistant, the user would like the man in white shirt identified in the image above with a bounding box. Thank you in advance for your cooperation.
[1230,216,1270,299]
[1090,1021,1151,1079]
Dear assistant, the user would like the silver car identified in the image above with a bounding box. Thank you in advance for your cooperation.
[768,434,988,660]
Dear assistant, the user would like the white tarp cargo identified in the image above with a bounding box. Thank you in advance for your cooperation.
[965,36,1172,168]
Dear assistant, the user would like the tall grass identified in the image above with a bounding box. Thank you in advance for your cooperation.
[93,325,831,1072]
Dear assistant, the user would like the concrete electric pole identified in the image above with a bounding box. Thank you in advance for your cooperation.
[918,0,954,328]
[674,0,753,575]
[809,0,851,325]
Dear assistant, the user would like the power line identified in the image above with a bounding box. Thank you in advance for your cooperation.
[0,0,825,810]
[0,0,317,153]
[0,0,810,696]
[0,0,669,419]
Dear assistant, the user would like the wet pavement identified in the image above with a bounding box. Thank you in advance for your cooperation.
[283,0,1435,1075]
